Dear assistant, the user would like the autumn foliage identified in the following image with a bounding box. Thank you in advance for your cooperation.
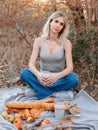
[0,0,98,99]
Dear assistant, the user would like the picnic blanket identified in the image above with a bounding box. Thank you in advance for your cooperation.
[0,86,98,130]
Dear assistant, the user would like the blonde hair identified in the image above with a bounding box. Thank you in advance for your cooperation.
[42,11,69,44]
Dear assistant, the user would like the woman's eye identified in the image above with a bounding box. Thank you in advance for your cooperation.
[54,20,64,26]
[60,23,64,26]
[55,20,59,23]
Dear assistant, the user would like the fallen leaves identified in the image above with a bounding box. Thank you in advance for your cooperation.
[52,116,73,130]
[52,101,81,130]
[64,101,81,115]
[60,117,72,127]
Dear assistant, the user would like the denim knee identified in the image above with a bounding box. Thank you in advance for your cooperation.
[71,73,79,87]
[20,68,29,80]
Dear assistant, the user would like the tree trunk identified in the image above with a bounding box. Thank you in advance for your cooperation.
[66,0,86,29]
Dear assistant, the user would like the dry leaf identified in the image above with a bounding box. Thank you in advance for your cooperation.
[72,104,81,113]
[64,101,70,112]
[55,127,64,130]
[60,117,73,127]
[64,101,70,108]
[68,104,81,115]
[52,124,63,130]
[52,124,58,129]
[64,101,81,115]
[66,128,72,130]
[36,126,43,130]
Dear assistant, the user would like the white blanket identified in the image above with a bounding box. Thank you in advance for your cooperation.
[0,86,98,130]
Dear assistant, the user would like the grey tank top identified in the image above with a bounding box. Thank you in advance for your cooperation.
[39,39,65,72]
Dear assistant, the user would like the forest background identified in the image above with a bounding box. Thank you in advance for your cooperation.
[0,0,98,100]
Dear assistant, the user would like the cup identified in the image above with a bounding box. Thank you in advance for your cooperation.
[54,102,65,119]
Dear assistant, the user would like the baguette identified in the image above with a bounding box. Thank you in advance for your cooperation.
[6,98,54,111]
[6,102,54,110]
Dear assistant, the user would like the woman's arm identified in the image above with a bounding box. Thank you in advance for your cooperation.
[28,37,40,77]
[57,39,73,78]
[29,37,46,85]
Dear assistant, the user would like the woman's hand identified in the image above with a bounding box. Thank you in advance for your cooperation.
[37,71,60,86]
[43,73,60,86]
[37,72,47,86]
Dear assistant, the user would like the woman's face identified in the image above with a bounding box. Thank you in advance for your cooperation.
[50,16,65,34]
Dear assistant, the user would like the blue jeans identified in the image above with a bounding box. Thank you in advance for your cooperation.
[20,68,79,99]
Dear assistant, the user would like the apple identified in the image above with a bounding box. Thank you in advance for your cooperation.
[1,111,8,119]
[41,119,51,125]
[26,117,35,124]
[6,115,14,123]
[14,113,21,119]
[14,118,22,130]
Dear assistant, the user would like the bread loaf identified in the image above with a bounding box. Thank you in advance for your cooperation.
[6,98,54,111]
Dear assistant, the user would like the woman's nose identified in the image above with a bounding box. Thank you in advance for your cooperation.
[56,23,60,27]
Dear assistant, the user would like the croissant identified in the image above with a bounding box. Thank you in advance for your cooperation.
[6,108,42,119]
[29,109,42,118]
[7,108,20,113]
[6,98,54,111]
[18,109,31,119]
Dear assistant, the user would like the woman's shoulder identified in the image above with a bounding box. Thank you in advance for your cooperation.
[33,37,43,47]
[34,37,42,43]
[63,38,72,48]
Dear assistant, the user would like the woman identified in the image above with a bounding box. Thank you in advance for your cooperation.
[20,12,79,99]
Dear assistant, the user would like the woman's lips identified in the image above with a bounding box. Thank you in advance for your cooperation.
[53,28,59,32]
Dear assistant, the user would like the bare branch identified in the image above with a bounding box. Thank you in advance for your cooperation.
[3,0,32,48]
